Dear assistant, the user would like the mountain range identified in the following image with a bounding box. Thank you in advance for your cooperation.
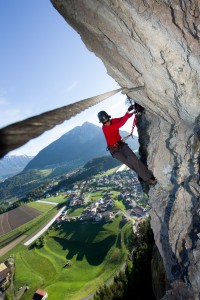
[0,155,33,180]
[25,121,139,171]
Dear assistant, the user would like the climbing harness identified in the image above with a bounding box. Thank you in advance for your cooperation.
[0,85,144,159]
[106,140,124,151]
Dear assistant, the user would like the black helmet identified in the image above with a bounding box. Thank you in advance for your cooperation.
[98,111,111,123]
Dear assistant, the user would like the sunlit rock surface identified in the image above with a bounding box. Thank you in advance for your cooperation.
[51,0,200,298]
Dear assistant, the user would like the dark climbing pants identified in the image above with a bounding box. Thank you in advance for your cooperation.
[109,143,152,181]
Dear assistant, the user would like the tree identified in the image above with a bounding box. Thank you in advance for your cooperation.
[4,292,12,300]
[34,235,45,248]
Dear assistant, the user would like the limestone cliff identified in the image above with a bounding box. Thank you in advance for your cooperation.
[50,0,200,298]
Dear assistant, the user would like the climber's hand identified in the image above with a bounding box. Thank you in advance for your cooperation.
[128,104,135,112]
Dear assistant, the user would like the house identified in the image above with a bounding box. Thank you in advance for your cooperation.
[96,199,104,205]
[32,289,48,300]
[90,207,97,215]
[102,211,113,221]
[94,213,102,222]
[0,263,11,290]
[131,206,145,217]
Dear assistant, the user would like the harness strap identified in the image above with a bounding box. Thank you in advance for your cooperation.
[130,115,138,136]
[122,115,138,142]
[106,140,124,151]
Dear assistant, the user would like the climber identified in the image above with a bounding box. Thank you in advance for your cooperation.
[97,105,157,186]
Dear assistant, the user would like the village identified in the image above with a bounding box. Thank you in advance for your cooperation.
[0,168,150,299]
[54,168,150,224]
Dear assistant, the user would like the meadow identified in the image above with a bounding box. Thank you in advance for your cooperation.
[37,195,67,203]
[14,215,132,300]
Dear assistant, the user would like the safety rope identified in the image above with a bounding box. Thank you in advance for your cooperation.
[130,115,138,136]
[122,115,138,142]
[0,85,144,158]
[122,93,140,142]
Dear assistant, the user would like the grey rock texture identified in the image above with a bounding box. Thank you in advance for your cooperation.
[51,0,200,298]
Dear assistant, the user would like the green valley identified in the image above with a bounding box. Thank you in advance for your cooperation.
[14,215,132,300]
[0,164,151,300]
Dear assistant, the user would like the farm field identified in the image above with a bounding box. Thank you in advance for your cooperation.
[0,196,66,240]
[0,204,59,250]
[0,205,42,237]
[14,215,132,300]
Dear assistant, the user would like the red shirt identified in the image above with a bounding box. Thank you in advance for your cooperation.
[102,112,133,146]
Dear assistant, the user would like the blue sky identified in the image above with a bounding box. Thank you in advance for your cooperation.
[0,0,137,156]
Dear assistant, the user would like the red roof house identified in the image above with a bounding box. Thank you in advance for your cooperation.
[32,289,48,300]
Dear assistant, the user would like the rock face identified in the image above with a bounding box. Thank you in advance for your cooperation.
[51,0,200,298]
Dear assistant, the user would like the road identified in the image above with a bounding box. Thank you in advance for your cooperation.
[24,206,66,246]
[0,235,27,256]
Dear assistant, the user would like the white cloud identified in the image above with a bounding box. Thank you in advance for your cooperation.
[57,81,78,99]
[66,81,78,93]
